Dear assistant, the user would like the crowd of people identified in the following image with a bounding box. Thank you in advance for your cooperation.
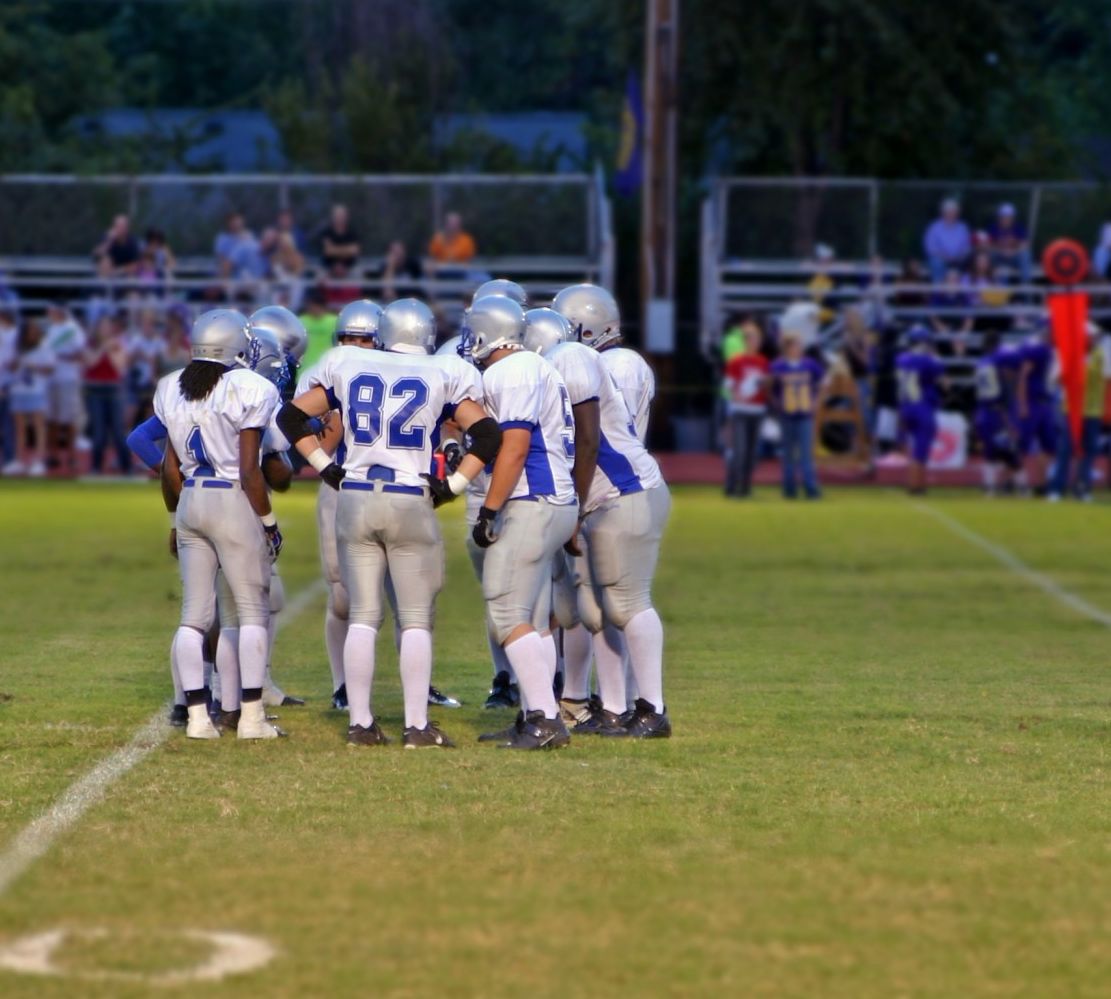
[0,205,484,477]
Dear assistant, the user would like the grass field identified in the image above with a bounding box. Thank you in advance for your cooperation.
[2,482,1111,997]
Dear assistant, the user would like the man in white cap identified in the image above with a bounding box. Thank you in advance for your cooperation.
[988,203,1031,284]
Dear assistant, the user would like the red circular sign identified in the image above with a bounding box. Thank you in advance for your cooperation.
[1042,238,1089,285]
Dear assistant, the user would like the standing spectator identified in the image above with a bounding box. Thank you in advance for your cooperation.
[807,244,837,323]
[428,211,477,266]
[722,321,769,498]
[83,315,132,476]
[298,287,338,369]
[0,310,17,466]
[214,212,267,281]
[923,198,971,281]
[1048,326,1106,501]
[842,305,877,448]
[160,304,192,375]
[769,330,825,499]
[380,240,424,301]
[93,214,141,280]
[1093,223,1111,281]
[4,320,55,477]
[987,203,1032,284]
[320,204,360,272]
[43,302,87,475]
[126,310,163,427]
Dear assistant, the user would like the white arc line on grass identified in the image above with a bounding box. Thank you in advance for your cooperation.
[913,502,1111,628]
[0,577,326,897]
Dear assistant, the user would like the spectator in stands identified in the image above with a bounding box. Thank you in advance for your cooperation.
[160,305,192,375]
[722,320,769,498]
[428,211,477,266]
[320,204,360,273]
[923,198,971,281]
[4,320,55,477]
[807,244,837,323]
[299,287,338,369]
[988,203,1032,284]
[126,310,163,427]
[143,228,176,281]
[842,305,877,447]
[271,231,307,310]
[893,258,930,307]
[83,315,132,476]
[43,303,86,476]
[276,209,309,255]
[1048,325,1105,501]
[214,211,267,281]
[93,214,141,280]
[1093,223,1111,280]
[969,250,1011,311]
[0,310,17,467]
[929,267,974,351]
[380,240,424,300]
[769,329,825,499]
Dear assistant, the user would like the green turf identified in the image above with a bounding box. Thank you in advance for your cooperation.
[1,482,1110,997]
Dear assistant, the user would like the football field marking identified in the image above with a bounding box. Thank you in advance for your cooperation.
[913,502,1111,628]
[0,578,326,898]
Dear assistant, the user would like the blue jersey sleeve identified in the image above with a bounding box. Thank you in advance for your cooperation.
[126,415,168,470]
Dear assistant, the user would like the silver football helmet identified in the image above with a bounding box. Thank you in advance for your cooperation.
[461,296,527,362]
[334,299,384,345]
[191,309,252,366]
[472,278,528,309]
[249,305,307,361]
[552,284,621,350]
[250,326,289,391]
[378,298,436,354]
[523,307,573,356]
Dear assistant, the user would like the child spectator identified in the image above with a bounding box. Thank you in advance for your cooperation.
[4,320,55,477]
[43,303,87,476]
[769,330,824,499]
[722,320,769,498]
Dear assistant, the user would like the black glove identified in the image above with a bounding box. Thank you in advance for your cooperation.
[320,462,346,491]
[422,473,456,509]
[471,506,499,548]
[264,522,283,561]
[442,440,464,474]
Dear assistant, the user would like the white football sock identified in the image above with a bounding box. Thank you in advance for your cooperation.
[216,628,240,711]
[170,635,185,706]
[593,625,627,714]
[325,609,347,690]
[624,608,665,712]
[540,631,558,683]
[344,624,378,728]
[504,631,558,718]
[560,624,593,700]
[173,627,205,693]
[238,624,268,692]
[399,628,432,729]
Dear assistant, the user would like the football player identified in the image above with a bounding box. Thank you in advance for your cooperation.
[895,325,946,495]
[278,299,500,748]
[1016,320,1059,493]
[452,296,579,750]
[155,310,284,740]
[973,331,1022,496]
[526,305,673,738]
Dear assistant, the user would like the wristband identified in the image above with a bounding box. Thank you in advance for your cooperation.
[261,512,278,528]
[169,513,176,528]
[306,447,331,473]
[446,470,470,495]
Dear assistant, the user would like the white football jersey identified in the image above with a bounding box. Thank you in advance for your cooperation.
[600,346,655,442]
[307,345,482,488]
[545,341,662,512]
[153,366,279,481]
[481,348,575,505]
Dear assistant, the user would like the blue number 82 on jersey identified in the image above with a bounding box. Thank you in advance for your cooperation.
[347,374,430,450]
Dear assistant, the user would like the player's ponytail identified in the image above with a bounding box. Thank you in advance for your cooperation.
[178,360,228,401]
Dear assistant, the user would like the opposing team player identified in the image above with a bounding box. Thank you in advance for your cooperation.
[895,325,946,495]
[526,304,673,738]
[155,309,284,740]
[451,295,579,749]
[278,299,500,748]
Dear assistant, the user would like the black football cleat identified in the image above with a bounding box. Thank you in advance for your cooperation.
[574,706,629,736]
[478,710,524,743]
[346,720,391,746]
[215,708,241,733]
[483,671,518,710]
[331,684,348,710]
[427,685,462,709]
[169,703,188,727]
[495,710,570,750]
[402,722,455,748]
[614,698,672,739]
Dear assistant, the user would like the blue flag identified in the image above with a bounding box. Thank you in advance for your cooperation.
[614,70,643,197]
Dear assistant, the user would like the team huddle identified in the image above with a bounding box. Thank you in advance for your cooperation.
[138,281,670,750]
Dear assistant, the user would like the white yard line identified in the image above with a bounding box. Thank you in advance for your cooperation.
[0,578,326,897]
[913,502,1111,628]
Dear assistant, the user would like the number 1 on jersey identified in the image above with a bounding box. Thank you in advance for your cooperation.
[186,425,214,476]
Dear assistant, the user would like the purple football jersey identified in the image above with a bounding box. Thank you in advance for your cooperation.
[770,357,823,416]
[895,351,944,408]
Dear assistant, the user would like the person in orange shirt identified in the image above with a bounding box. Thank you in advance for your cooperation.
[428,212,477,264]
